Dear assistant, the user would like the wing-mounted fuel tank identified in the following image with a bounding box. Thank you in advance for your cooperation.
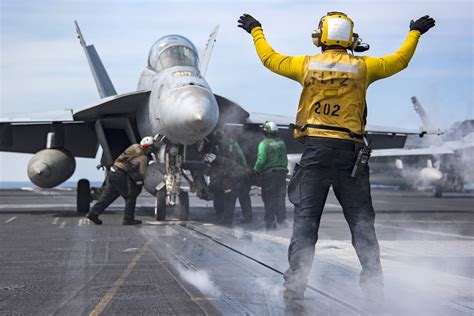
[27,148,76,188]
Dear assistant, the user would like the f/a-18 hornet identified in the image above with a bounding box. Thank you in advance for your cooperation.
[0,22,428,220]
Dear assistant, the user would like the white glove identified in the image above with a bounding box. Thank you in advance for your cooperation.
[204,153,217,164]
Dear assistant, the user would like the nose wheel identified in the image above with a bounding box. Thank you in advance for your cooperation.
[154,189,189,221]
[178,191,189,221]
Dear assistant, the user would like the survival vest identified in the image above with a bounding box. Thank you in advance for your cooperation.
[294,50,367,143]
[113,144,147,180]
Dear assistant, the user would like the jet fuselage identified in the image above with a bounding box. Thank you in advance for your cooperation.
[136,35,219,145]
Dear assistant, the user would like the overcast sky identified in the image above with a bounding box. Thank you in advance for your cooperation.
[1,0,473,182]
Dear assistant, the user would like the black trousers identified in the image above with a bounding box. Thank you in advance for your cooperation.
[213,188,236,224]
[213,174,252,224]
[236,174,253,221]
[90,170,142,220]
[284,143,382,295]
[261,170,287,228]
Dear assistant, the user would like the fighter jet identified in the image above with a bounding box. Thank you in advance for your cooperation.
[0,22,225,220]
[0,22,431,219]
[367,97,473,197]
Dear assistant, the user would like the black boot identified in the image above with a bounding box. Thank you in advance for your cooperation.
[122,218,142,225]
[283,288,304,300]
[240,217,253,224]
[86,213,102,225]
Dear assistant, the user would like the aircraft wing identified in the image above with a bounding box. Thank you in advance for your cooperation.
[372,147,455,158]
[245,112,430,150]
[0,90,151,158]
[0,117,98,157]
[73,90,150,120]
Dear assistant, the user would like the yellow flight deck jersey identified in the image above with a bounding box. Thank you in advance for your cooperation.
[251,27,421,142]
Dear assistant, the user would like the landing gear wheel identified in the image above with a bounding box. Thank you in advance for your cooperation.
[77,179,91,213]
[434,185,443,198]
[155,189,167,220]
[178,191,190,221]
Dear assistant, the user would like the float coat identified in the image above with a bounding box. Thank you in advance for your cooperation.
[253,136,288,174]
[113,144,148,181]
[250,27,421,142]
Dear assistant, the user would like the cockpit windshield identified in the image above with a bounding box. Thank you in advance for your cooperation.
[148,35,199,72]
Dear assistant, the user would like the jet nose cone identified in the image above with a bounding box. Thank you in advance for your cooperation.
[181,92,217,132]
[164,86,219,144]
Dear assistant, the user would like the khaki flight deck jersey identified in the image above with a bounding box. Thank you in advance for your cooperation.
[113,144,149,181]
[250,27,421,142]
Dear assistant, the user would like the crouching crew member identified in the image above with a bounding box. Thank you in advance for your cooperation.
[207,128,253,225]
[253,121,288,230]
[238,12,435,299]
[86,136,156,225]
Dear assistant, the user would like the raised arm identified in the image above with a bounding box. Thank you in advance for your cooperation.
[238,14,306,84]
[364,31,420,85]
[365,15,435,85]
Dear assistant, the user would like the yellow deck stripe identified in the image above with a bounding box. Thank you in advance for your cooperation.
[89,238,153,316]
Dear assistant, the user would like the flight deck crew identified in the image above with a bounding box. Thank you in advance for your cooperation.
[86,137,156,225]
[207,129,253,225]
[238,12,435,300]
[253,121,288,230]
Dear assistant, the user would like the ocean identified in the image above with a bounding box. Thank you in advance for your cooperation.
[0,181,104,189]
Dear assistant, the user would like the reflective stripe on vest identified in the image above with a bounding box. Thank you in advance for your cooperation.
[294,51,367,142]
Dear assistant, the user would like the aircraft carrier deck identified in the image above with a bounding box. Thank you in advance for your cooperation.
[0,188,473,315]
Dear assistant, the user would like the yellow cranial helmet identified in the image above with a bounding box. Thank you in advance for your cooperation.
[312,11,355,48]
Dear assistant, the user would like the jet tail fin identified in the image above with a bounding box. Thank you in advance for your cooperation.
[411,96,444,142]
[75,21,117,99]
[411,96,435,131]
[199,25,219,77]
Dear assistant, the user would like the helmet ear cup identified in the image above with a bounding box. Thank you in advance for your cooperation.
[312,29,322,47]
[351,33,361,50]
[351,32,370,52]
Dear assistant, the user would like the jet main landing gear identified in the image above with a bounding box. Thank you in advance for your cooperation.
[77,178,92,213]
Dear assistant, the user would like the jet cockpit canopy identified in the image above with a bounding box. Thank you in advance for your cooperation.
[148,35,199,72]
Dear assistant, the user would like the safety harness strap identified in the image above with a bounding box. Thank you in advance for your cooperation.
[289,123,364,140]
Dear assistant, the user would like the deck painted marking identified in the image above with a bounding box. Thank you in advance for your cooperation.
[52,218,59,225]
[376,223,474,240]
[5,217,16,223]
[78,218,89,226]
[89,238,153,316]
[59,221,66,229]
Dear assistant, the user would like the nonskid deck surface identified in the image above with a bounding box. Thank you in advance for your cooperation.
[0,189,473,315]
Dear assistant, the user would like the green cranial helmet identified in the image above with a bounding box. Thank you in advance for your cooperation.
[263,121,278,135]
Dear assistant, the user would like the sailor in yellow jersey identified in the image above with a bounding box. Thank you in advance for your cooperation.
[238,12,435,301]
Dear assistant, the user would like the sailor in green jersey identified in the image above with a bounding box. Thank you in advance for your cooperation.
[253,121,288,229]
[208,128,253,225]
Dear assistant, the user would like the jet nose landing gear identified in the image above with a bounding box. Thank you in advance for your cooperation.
[154,189,190,221]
